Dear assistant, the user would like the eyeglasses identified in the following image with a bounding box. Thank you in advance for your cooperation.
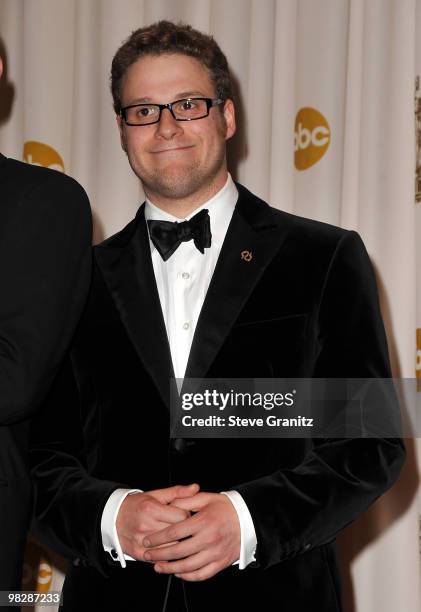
[120,97,224,126]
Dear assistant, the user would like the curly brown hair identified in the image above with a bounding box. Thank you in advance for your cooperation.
[110,20,233,114]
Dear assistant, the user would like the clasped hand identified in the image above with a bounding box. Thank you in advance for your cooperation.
[116,484,240,581]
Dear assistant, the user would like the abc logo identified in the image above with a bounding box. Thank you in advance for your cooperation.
[23,141,65,172]
[22,540,53,592]
[37,559,53,592]
[294,108,330,171]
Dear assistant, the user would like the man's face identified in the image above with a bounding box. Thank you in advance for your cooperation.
[117,53,236,204]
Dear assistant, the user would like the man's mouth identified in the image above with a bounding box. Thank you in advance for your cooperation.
[150,145,195,154]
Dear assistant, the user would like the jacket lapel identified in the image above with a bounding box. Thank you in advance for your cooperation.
[184,183,288,381]
[95,205,175,410]
[95,184,290,410]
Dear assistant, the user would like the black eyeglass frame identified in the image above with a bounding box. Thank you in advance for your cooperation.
[120,97,225,126]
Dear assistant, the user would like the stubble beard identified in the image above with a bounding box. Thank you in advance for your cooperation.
[134,117,228,202]
[139,145,226,202]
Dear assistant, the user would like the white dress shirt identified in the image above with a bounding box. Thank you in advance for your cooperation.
[101,173,257,570]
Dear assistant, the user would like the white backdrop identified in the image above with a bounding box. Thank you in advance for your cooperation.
[0,1,420,611]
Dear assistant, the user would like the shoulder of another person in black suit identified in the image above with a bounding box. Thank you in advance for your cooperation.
[0,154,91,224]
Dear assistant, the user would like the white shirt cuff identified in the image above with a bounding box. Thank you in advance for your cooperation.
[221,490,257,569]
[101,488,143,568]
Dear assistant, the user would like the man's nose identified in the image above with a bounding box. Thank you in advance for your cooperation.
[156,108,183,139]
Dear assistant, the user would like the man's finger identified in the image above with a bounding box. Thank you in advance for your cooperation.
[144,534,203,562]
[174,561,221,582]
[150,503,191,524]
[121,526,182,561]
[154,550,214,575]
[147,483,199,505]
[143,514,198,548]
[169,492,211,512]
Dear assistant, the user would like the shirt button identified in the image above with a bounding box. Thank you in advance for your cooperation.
[183,322,190,330]
[182,272,190,280]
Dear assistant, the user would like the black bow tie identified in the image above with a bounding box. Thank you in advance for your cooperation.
[147,209,212,261]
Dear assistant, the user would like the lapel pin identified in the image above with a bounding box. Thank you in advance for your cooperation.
[241,250,253,262]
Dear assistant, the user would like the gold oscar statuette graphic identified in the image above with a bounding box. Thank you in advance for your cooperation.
[416,329,421,392]
[415,77,421,202]
[294,107,330,171]
[419,515,421,559]
[23,141,65,173]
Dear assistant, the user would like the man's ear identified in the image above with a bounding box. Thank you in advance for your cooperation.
[223,99,236,141]
[0,57,3,80]
[116,114,127,153]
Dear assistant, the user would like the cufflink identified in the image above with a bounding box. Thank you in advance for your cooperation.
[110,549,118,560]
[170,438,196,453]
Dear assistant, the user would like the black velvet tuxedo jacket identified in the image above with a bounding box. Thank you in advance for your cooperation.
[30,183,405,612]
[0,154,91,592]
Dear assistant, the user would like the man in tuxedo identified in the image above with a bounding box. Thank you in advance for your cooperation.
[0,56,92,594]
[30,21,405,611]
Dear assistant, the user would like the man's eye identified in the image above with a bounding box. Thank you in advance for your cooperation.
[137,106,156,117]
[180,100,196,110]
